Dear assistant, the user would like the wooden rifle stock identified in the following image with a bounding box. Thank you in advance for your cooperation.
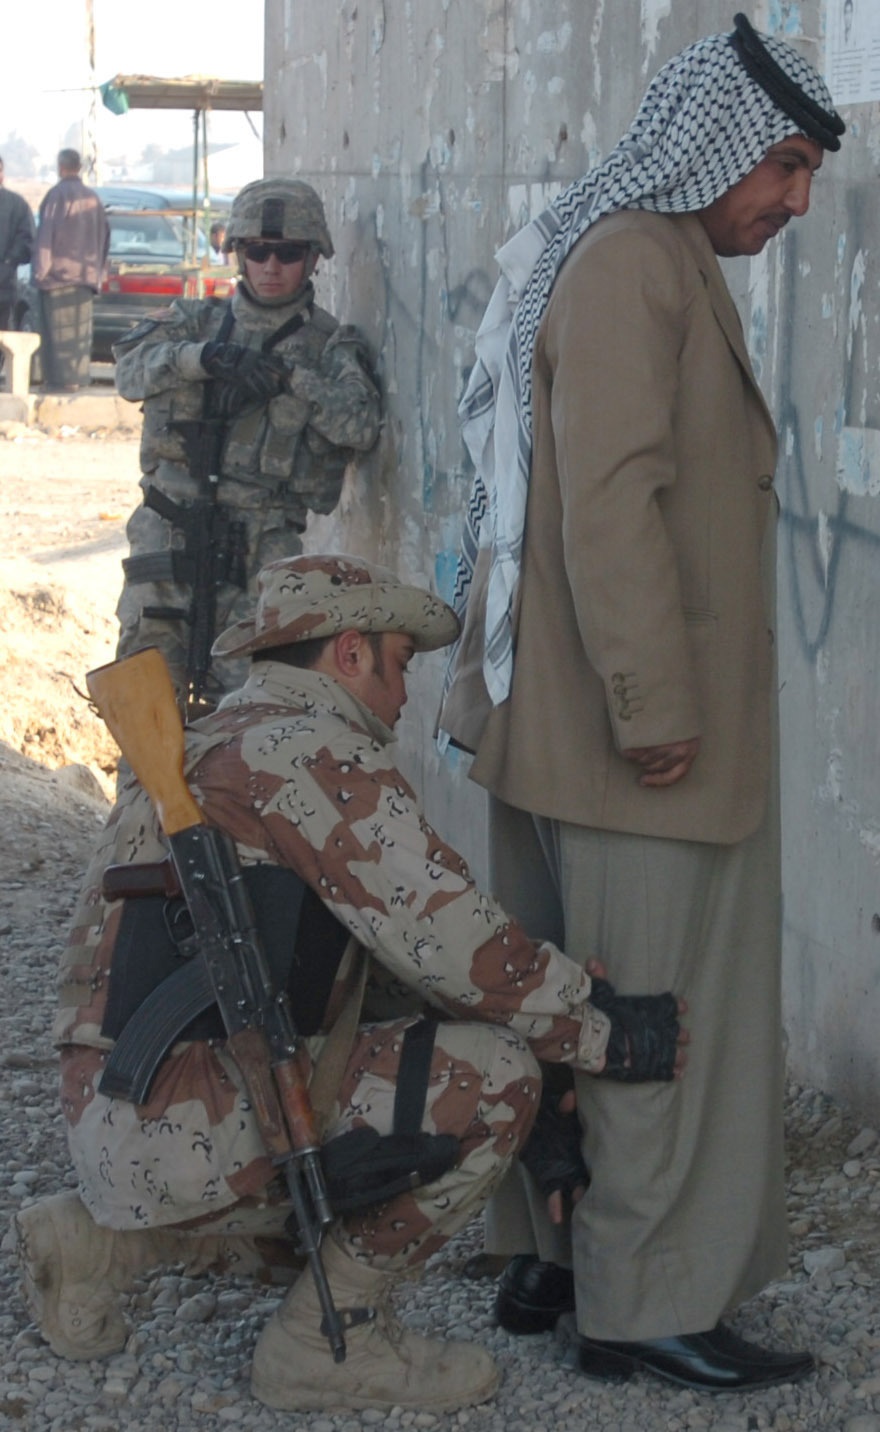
[86,647,203,838]
[86,648,347,1362]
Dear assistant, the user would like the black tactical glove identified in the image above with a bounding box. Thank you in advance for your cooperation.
[518,1066,590,1201]
[200,340,288,408]
[588,976,680,1082]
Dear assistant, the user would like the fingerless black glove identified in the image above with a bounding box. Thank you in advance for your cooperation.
[589,976,680,1082]
[518,1067,590,1200]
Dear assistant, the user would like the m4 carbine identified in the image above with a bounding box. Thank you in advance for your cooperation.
[130,416,248,719]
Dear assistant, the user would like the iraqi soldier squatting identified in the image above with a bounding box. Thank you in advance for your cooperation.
[114,177,382,715]
[14,554,685,1414]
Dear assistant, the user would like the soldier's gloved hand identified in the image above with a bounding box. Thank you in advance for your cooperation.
[519,1068,590,1205]
[589,976,682,1082]
[200,341,288,404]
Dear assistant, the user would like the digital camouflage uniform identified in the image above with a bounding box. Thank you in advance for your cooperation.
[114,282,381,702]
[56,661,612,1273]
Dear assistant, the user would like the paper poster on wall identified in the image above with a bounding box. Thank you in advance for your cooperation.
[824,0,880,105]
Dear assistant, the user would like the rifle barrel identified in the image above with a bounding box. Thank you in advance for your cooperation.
[285,1163,347,1363]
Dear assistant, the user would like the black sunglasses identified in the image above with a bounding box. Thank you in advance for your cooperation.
[240,240,311,265]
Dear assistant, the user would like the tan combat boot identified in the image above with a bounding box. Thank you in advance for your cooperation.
[250,1236,501,1413]
[13,1190,298,1360]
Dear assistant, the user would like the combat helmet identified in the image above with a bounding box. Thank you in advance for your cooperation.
[225,178,334,258]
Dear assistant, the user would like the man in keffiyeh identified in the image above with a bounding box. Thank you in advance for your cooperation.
[440,14,844,1391]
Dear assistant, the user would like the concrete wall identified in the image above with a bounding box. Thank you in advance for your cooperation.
[264,1,880,1119]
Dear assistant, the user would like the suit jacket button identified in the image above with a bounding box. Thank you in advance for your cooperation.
[758,474,774,491]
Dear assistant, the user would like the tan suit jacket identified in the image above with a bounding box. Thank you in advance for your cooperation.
[471,210,779,845]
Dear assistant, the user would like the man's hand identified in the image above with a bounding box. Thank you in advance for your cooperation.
[544,1087,588,1224]
[200,341,288,411]
[519,1072,589,1223]
[589,976,689,1081]
[622,736,700,787]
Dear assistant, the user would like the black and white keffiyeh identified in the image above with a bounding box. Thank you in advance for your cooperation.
[440,15,843,730]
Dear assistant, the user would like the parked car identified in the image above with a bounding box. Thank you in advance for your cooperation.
[92,187,236,361]
[94,185,233,217]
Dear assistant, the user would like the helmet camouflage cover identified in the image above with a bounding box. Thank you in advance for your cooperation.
[225,178,334,258]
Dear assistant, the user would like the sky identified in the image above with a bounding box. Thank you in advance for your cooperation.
[1,0,265,180]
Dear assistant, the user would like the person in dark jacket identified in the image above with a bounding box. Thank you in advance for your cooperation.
[0,155,35,331]
[33,149,109,391]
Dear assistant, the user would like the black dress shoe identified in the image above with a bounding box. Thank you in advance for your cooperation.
[495,1254,575,1334]
[556,1315,814,1391]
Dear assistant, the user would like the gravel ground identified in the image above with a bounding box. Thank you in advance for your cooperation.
[0,761,879,1432]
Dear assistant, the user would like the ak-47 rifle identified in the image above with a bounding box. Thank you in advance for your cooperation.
[86,647,348,1363]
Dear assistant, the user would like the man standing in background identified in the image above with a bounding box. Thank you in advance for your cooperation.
[33,149,109,392]
[209,219,227,263]
[0,155,35,331]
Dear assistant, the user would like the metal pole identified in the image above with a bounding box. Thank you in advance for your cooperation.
[84,0,99,181]
[202,108,211,258]
[191,108,199,266]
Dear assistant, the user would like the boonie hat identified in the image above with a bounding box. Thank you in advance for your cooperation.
[212,554,460,659]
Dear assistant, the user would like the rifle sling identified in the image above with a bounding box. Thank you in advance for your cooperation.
[308,948,365,1141]
[392,1018,439,1134]
[263,307,308,351]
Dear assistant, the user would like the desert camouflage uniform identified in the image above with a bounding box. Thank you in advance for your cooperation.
[56,663,611,1271]
[113,282,381,700]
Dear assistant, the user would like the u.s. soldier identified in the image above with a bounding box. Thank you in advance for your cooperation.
[114,178,382,713]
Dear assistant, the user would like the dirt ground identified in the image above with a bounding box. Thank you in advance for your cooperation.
[0,423,142,780]
[0,422,143,910]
